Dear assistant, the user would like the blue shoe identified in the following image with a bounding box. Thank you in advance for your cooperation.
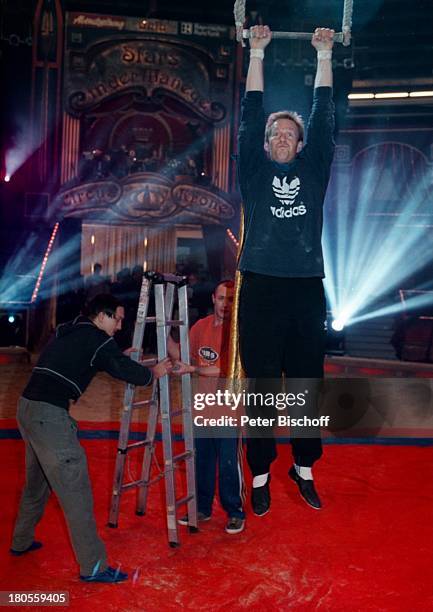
[80,566,128,583]
[178,512,211,526]
[10,541,43,556]
[225,517,245,534]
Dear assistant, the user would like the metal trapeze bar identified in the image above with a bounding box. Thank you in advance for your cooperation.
[242,29,350,46]
[234,0,353,47]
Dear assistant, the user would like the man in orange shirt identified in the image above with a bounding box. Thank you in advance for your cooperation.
[173,280,245,534]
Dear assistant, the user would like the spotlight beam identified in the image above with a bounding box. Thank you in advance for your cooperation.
[323,142,431,327]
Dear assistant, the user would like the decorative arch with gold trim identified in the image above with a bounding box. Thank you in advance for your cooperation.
[59,12,239,226]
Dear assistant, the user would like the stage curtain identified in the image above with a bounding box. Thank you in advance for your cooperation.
[146,225,177,273]
[81,224,177,279]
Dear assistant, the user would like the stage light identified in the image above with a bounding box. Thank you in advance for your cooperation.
[326,313,346,355]
[0,312,24,346]
[409,91,433,98]
[31,223,60,303]
[226,228,239,248]
[323,141,432,331]
[374,92,409,99]
[4,174,10,182]
[348,93,374,100]
[332,319,345,332]
[0,229,83,305]
[348,91,433,103]
[5,118,40,179]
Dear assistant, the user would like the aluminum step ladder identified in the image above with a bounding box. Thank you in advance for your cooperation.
[108,271,198,547]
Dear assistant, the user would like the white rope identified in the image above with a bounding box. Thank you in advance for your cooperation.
[233,0,353,47]
[341,0,353,45]
[233,0,246,43]
[342,0,354,30]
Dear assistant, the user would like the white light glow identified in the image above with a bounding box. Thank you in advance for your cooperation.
[348,93,375,100]
[348,91,433,102]
[409,91,433,98]
[374,92,409,99]
[323,141,432,329]
[331,319,345,332]
[5,117,40,179]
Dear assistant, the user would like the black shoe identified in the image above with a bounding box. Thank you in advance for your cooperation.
[251,475,271,516]
[80,566,128,583]
[288,466,322,509]
[10,541,43,556]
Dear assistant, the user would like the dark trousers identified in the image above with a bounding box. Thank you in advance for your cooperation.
[195,436,245,519]
[12,398,107,576]
[239,272,326,476]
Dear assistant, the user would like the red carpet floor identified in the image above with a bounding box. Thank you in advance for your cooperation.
[0,432,432,611]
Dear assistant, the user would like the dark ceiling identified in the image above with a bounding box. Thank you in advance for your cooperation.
[71,0,433,81]
[1,0,433,82]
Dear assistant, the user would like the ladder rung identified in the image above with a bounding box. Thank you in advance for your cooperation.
[145,316,156,322]
[172,450,193,464]
[121,440,151,452]
[155,320,185,327]
[121,479,144,491]
[144,271,187,285]
[131,399,154,408]
[162,272,187,284]
[147,473,165,486]
[170,408,186,418]
[175,493,195,508]
[121,472,165,493]
[139,358,157,367]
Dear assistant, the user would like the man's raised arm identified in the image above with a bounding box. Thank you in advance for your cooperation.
[312,27,334,88]
[246,25,272,92]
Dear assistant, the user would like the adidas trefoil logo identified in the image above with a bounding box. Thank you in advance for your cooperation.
[272,176,300,205]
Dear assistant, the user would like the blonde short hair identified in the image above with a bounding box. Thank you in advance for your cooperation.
[264,111,305,145]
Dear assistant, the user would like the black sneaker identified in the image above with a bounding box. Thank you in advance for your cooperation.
[251,475,271,516]
[80,566,128,583]
[225,517,245,534]
[10,541,43,556]
[178,512,211,526]
[288,466,322,509]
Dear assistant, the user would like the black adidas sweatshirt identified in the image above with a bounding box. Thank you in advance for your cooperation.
[237,87,335,278]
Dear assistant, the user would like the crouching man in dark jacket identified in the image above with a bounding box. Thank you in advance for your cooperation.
[10,294,172,583]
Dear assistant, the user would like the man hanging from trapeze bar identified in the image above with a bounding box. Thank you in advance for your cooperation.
[236,24,336,514]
